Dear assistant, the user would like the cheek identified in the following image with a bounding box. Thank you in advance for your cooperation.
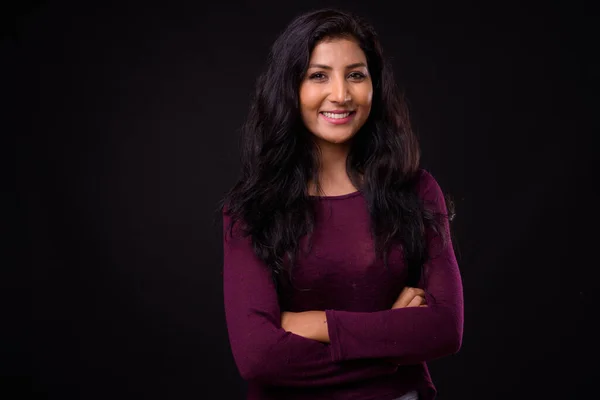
[299,87,321,113]
[362,86,373,107]
[350,85,373,110]
[357,88,373,123]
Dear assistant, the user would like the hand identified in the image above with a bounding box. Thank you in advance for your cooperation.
[391,286,428,309]
[281,311,329,343]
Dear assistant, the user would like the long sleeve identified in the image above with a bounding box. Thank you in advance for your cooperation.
[222,210,400,387]
[325,171,464,364]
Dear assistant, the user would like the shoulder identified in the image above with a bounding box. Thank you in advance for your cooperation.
[414,168,438,193]
[221,204,246,240]
[413,168,445,204]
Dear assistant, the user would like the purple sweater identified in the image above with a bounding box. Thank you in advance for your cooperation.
[222,169,464,400]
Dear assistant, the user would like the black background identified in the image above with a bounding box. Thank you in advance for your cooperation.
[6,0,594,399]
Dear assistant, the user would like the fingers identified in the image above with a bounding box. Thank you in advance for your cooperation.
[395,287,426,308]
[392,287,409,308]
[406,294,426,308]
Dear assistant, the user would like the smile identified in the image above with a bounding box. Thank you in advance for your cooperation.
[321,111,352,118]
[319,111,356,125]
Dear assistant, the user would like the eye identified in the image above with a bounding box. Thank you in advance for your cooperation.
[348,72,366,80]
[308,72,327,81]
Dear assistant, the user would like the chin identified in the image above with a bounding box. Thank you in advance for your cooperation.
[323,136,353,145]
[321,129,355,139]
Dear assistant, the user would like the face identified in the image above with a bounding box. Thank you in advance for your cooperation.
[299,37,373,146]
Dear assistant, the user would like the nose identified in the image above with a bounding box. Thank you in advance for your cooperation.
[329,76,350,104]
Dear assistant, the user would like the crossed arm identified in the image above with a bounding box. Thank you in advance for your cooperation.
[223,214,404,387]
[281,286,429,343]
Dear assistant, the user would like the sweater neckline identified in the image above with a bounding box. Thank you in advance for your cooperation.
[309,190,362,200]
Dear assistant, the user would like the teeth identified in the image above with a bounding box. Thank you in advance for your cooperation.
[322,112,351,119]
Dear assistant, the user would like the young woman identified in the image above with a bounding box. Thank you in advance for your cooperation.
[220,8,464,400]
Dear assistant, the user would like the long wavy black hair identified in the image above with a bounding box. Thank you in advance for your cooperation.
[218,8,454,296]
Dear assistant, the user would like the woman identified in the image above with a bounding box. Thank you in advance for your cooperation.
[219,8,464,400]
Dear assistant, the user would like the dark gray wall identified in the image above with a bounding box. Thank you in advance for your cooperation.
[7,0,593,399]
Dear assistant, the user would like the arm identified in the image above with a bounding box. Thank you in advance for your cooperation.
[222,211,399,387]
[281,289,428,344]
[324,171,464,365]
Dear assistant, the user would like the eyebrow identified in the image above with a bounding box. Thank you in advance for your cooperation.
[307,62,367,69]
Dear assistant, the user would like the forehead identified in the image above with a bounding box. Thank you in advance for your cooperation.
[309,38,367,65]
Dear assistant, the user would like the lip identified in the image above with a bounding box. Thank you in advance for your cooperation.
[319,110,356,125]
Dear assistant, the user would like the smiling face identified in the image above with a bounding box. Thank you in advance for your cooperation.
[299,37,373,146]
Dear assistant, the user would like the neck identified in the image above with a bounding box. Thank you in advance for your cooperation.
[317,139,350,180]
[308,139,359,196]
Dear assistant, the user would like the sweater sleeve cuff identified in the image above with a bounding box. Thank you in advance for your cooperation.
[325,309,343,362]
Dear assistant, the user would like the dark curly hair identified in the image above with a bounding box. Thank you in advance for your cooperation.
[218,8,454,296]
